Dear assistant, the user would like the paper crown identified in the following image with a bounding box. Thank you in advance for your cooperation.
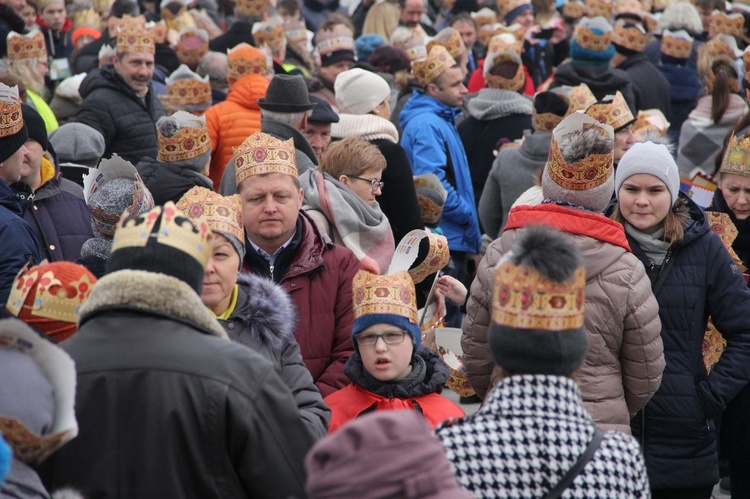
[661,29,693,59]
[472,7,498,26]
[614,0,642,16]
[93,0,113,13]
[706,33,742,60]
[406,231,450,284]
[395,32,428,62]
[157,111,211,162]
[497,0,531,18]
[176,28,209,68]
[414,173,447,225]
[0,84,23,139]
[710,10,745,36]
[719,134,750,177]
[284,19,308,45]
[352,270,418,324]
[478,23,503,45]
[98,44,116,66]
[546,112,614,191]
[73,8,101,29]
[426,29,466,60]
[586,0,613,18]
[176,186,244,243]
[234,132,298,186]
[652,0,670,11]
[236,0,269,17]
[491,257,586,331]
[705,211,746,272]
[253,18,286,50]
[6,264,95,324]
[166,65,211,107]
[145,20,167,43]
[563,1,586,19]
[612,22,647,51]
[585,91,635,130]
[484,50,525,91]
[487,33,523,55]
[632,108,670,139]
[561,84,597,114]
[111,202,213,268]
[107,14,146,33]
[227,43,269,81]
[6,30,46,61]
[116,25,155,54]
[574,17,613,51]
[316,24,355,57]
[643,13,660,33]
[534,89,570,131]
[744,46,750,82]
[412,45,456,87]
[161,6,195,32]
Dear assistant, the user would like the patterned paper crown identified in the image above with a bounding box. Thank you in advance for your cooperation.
[6,265,95,324]
[73,8,101,30]
[316,24,355,57]
[116,25,155,54]
[643,13,659,33]
[652,0,671,11]
[227,43,268,82]
[0,415,72,464]
[471,7,498,27]
[107,14,146,33]
[566,84,597,113]
[111,202,213,268]
[93,0,113,13]
[661,29,693,59]
[98,44,116,66]
[406,231,450,284]
[145,20,167,44]
[614,0,643,16]
[396,33,428,62]
[478,23,503,45]
[253,18,286,50]
[352,270,418,323]
[547,113,614,191]
[236,0,269,18]
[632,108,670,139]
[612,22,647,51]
[497,0,531,18]
[534,89,569,131]
[426,29,466,59]
[719,134,750,177]
[234,132,298,185]
[161,6,195,32]
[284,19,308,45]
[563,0,586,19]
[412,45,456,87]
[0,84,23,139]
[744,46,750,83]
[6,30,46,61]
[488,33,523,55]
[574,18,613,51]
[705,211,746,272]
[166,65,211,107]
[176,28,209,68]
[706,34,742,60]
[492,258,586,331]
[586,0,613,18]
[484,51,525,91]
[585,91,634,130]
[157,111,211,162]
[710,10,745,36]
[414,174,446,225]
[176,186,244,243]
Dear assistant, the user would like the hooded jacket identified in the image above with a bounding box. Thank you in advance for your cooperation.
[39,17,74,62]
[550,62,638,113]
[463,204,665,434]
[616,53,671,120]
[135,156,213,206]
[0,180,40,306]
[400,91,482,254]
[77,67,166,164]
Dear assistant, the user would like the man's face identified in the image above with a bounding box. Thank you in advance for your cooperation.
[114,52,155,96]
[302,121,332,160]
[513,9,535,30]
[0,145,28,184]
[41,1,66,31]
[453,20,476,50]
[400,0,426,27]
[428,66,467,108]
[614,124,635,163]
[20,139,43,186]
[317,59,354,88]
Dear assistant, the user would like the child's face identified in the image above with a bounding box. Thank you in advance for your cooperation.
[356,323,414,382]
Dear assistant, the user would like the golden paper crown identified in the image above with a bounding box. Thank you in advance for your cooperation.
[484,51,525,91]
[491,260,585,330]
[73,8,101,30]
[98,44,116,66]
[157,112,211,162]
[643,13,659,33]
[497,0,531,18]
[612,22,647,51]
[284,19,308,45]
[0,417,73,464]
[0,84,23,139]
[145,20,167,44]
[407,232,450,284]
[166,67,211,107]
[534,112,566,132]
[412,45,456,87]
[227,43,268,81]
[161,6,195,32]
[414,174,446,225]
[564,84,597,114]
[719,134,750,177]
[236,0,269,18]
[705,211,746,271]
[487,33,523,55]
[176,187,244,244]
[710,10,745,36]
[352,270,418,323]
[563,0,586,18]
[116,25,155,54]
[6,266,96,323]
[93,0,113,13]
[574,19,613,51]
[661,29,693,59]
[632,108,670,139]
[585,91,634,130]
[614,0,642,16]
[316,24,355,57]
[176,28,209,68]
[6,30,46,61]
[253,20,286,50]
[652,0,671,10]
[426,29,466,60]
[107,14,146,33]
[478,23,503,45]
[471,7,498,27]
[586,0,613,18]
[706,34,742,60]
[398,34,427,62]
[111,202,213,268]
[235,132,298,186]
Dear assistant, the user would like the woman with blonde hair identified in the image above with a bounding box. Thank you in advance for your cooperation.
[362,0,400,42]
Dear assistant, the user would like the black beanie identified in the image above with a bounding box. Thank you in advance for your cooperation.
[20,104,48,152]
[0,124,28,165]
[534,91,569,116]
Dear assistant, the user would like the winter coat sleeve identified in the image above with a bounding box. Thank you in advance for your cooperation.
[478,155,504,240]
[0,218,40,305]
[77,92,116,147]
[219,159,237,196]
[620,257,665,416]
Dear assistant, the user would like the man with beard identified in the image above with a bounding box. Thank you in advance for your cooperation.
[399,0,435,37]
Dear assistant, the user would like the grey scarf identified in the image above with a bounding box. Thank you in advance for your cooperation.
[625,222,670,266]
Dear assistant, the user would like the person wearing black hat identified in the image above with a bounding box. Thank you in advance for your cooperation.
[302,95,339,161]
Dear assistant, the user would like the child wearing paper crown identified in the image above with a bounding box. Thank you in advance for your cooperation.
[323,270,464,433]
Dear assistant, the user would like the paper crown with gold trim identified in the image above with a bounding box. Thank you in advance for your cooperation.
[116,25,155,54]
[352,270,418,323]
[110,201,213,268]
[236,0,269,18]
[585,91,635,131]
[412,45,456,87]
[661,29,693,59]
[406,231,450,285]
[6,30,46,61]
[706,33,743,60]
[719,134,750,177]
[472,7,498,27]
[284,19,308,45]
[632,108,670,139]
[165,65,211,108]
[497,0,531,18]
[586,0,613,18]
[614,0,643,17]
[227,43,269,82]
[563,0,587,19]
[743,46,750,83]
[145,20,167,43]
[316,24,355,57]
[478,23,503,45]
[573,16,613,51]
[157,111,211,162]
[176,28,209,68]
[612,22,647,51]
[643,13,660,33]
[176,186,244,243]
[73,8,101,30]
[426,28,466,60]
[484,50,525,91]
[533,89,571,132]
[253,17,286,50]
[0,84,24,140]
[0,318,78,464]
[391,28,428,62]
[107,14,146,33]
[652,0,670,11]
[93,0,113,13]
[98,43,116,66]
[234,131,298,185]
[566,84,598,113]
[710,10,745,36]
[487,33,523,55]
[161,5,195,32]
[414,173,447,225]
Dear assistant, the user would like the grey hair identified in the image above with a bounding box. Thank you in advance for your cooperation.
[197,52,229,93]
[156,116,211,171]
[261,109,311,129]
[390,26,417,47]
[658,2,703,34]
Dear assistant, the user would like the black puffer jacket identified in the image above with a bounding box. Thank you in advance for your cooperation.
[77,67,165,164]
[135,156,214,205]
[0,4,24,57]
[550,62,638,113]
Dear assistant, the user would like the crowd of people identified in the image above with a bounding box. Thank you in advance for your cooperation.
[2,0,750,495]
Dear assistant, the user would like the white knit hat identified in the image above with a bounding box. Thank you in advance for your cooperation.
[615,140,680,206]
[334,68,391,115]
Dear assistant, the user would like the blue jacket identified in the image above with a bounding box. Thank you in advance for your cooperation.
[630,196,750,489]
[400,92,481,254]
[0,180,40,306]
[659,63,701,145]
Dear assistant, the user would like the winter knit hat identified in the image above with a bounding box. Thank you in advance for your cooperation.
[355,34,386,63]
[489,226,587,375]
[0,83,28,165]
[334,68,391,115]
[305,410,472,498]
[570,17,615,64]
[615,136,680,206]
[49,123,106,168]
[21,104,48,152]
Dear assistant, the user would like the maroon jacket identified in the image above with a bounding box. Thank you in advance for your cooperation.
[244,212,362,397]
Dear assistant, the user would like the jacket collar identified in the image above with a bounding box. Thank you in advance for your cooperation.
[0,179,23,216]
[409,91,462,123]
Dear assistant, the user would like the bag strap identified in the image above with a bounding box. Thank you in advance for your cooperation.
[652,250,676,296]
[543,428,605,499]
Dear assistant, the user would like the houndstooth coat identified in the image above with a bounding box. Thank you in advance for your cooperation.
[435,375,651,498]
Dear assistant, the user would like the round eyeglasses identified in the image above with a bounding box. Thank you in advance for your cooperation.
[355,330,408,346]
[348,175,385,192]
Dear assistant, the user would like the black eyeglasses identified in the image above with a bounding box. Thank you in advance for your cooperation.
[348,176,385,192]
[355,330,408,346]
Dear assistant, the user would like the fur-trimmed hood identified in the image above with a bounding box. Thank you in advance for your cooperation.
[79,270,228,339]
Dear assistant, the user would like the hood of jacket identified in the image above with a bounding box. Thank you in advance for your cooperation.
[78,67,150,101]
[554,63,631,95]
[136,156,212,204]
[226,73,269,111]
[0,179,22,217]
[399,91,461,132]
[466,88,533,121]
[672,193,710,250]
[518,129,552,161]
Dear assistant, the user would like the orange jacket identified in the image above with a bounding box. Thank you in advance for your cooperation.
[204,74,269,190]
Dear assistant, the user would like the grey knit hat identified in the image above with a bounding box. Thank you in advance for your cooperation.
[49,123,106,168]
[615,136,680,206]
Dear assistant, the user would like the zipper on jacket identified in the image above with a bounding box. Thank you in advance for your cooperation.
[269,264,274,280]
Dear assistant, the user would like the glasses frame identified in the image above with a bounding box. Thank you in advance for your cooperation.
[347,175,385,192]
[355,330,409,346]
